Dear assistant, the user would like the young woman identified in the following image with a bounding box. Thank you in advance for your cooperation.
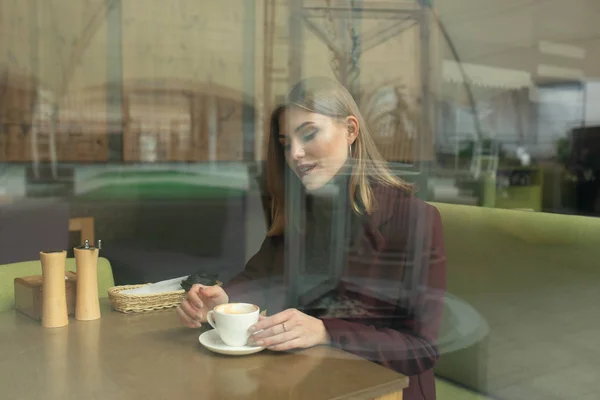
[177,77,446,400]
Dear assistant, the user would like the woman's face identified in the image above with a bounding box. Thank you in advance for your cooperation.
[278,106,358,191]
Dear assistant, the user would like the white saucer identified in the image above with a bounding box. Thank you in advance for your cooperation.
[199,329,265,356]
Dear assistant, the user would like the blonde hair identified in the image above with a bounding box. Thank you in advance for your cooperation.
[266,77,412,236]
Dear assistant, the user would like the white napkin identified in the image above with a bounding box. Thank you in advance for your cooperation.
[120,276,188,295]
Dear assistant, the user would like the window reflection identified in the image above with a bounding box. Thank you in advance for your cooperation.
[1,1,600,400]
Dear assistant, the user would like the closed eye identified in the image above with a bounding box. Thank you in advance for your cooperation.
[302,129,318,142]
[279,128,318,151]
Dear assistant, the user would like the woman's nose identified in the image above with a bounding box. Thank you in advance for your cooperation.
[291,142,305,160]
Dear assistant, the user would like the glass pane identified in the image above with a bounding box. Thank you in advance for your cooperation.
[1,1,598,399]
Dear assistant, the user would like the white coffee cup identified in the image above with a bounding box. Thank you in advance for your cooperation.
[207,303,260,347]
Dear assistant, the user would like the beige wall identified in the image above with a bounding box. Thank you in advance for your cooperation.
[1,0,439,162]
[436,0,600,80]
[121,0,247,92]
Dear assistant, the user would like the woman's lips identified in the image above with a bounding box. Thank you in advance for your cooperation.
[297,164,316,176]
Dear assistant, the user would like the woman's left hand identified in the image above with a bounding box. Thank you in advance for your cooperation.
[247,308,331,351]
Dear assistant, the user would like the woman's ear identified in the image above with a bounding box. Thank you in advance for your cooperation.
[346,116,359,145]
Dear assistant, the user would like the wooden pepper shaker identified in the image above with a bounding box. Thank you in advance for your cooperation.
[40,250,69,328]
[74,240,101,321]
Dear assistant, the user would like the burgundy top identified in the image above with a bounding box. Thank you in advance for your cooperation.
[226,183,447,400]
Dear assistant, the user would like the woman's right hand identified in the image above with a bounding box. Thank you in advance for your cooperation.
[176,284,229,328]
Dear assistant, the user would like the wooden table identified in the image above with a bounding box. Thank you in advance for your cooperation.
[0,300,408,399]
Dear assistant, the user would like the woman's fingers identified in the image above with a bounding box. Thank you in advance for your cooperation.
[176,305,202,328]
[185,284,227,312]
[250,321,288,341]
[187,285,206,309]
[176,284,230,329]
[248,309,300,347]
[200,285,225,299]
[250,309,294,333]
[249,329,299,348]
[189,284,229,306]
[248,308,328,350]
[179,298,204,321]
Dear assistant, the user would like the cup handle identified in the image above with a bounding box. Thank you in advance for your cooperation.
[206,310,217,330]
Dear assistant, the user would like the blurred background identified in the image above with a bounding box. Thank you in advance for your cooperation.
[2,1,600,399]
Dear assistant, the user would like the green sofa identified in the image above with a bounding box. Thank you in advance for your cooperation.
[431,202,600,399]
[0,257,115,313]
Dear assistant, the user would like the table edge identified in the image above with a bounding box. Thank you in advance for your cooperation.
[321,346,409,398]
[331,377,409,400]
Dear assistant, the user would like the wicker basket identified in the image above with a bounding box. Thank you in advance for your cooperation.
[107,281,222,313]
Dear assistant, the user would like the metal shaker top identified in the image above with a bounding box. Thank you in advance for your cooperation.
[74,239,102,250]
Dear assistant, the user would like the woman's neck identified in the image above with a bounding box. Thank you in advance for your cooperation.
[306,166,351,218]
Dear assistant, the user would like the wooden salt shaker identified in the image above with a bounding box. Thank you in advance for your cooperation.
[40,250,69,328]
[74,240,101,321]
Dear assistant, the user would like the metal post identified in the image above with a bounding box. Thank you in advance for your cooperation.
[29,0,40,178]
[288,0,303,87]
[106,0,123,162]
[285,0,304,309]
[418,0,432,199]
[284,170,306,309]
[348,0,362,102]
[338,15,349,87]
[242,0,256,162]
[207,95,218,169]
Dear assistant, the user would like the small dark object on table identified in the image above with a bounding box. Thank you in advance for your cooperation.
[180,271,220,292]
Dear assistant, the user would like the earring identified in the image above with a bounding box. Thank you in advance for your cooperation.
[348,143,352,156]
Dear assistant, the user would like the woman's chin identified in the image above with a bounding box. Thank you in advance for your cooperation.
[301,174,333,192]
[303,182,323,192]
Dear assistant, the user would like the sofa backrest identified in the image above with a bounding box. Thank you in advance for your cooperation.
[428,202,600,395]
[431,202,600,246]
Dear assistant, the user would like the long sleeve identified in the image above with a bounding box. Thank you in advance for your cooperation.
[321,206,447,377]
[224,236,281,311]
